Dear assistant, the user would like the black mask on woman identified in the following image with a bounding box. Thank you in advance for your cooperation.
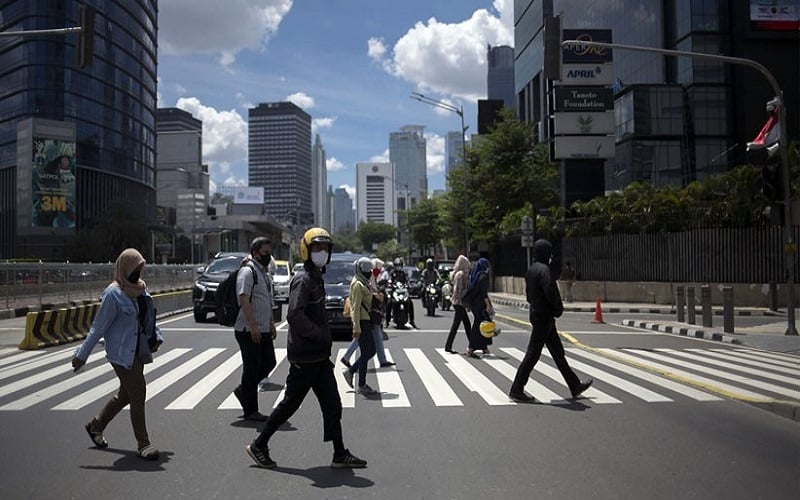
[128,270,141,283]
[258,253,271,267]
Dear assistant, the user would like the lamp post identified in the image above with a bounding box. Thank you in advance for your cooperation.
[410,92,470,254]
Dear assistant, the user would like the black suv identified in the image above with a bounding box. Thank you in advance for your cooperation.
[192,253,247,322]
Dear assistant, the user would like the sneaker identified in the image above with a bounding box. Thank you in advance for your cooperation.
[357,384,378,395]
[246,443,277,469]
[409,322,418,329]
[571,378,594,399]
[84,421,108,448]
[331,449,367,469]
[379,361,395,368]
[342,368,354,388]
[509,391,536,403]
[137,444,160,461]
[340,357,351,368]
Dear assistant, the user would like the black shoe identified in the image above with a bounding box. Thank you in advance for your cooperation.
[243,411,268,422]
[246,443,277,469]
[379,361,395,367]
[409,322,418,329]
[340,357,351,368]
[509,391,536,403]
[331,449,367,469]
[571,379,593,399]
[445,348,458,354]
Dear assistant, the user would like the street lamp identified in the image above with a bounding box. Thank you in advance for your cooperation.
[410,92,470,254]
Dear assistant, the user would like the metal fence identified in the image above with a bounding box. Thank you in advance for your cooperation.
[493,225,800,283]
[0,262,196,311]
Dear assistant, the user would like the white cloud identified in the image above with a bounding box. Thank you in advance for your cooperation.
[425,133,445,174]
[369,149,390,163]
[287,92,315,109]
[367,37,387,60]
[340,184,356,203]
[311,116,337,136]
[158,0,293,66]
[327,157,346,172]
[371,5,512,101]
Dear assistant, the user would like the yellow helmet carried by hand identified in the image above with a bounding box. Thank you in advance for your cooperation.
[299,227,334,263]
[479,320,496,338]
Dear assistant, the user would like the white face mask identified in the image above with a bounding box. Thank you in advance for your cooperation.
[311,250,329,268]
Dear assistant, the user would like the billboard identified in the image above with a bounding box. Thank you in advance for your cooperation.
[553,87,614,112]
[553,136,616,159]
[233,186,264,204]
[554,111,615,135]
[562,29,613,63]
[750,0,799,30]
[559,63,615,85]
[32,137,76,228]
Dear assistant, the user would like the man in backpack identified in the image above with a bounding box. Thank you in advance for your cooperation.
[232,236,277,421]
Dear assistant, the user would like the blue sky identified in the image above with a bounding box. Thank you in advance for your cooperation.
[157,0,514,201]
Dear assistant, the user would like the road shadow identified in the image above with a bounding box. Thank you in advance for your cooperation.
[263,465,374,489]
[231,419,297,432]
[79,448,174,472]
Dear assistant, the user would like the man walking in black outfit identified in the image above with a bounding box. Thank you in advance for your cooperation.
[246,227,366,469]
[509,239,593,403]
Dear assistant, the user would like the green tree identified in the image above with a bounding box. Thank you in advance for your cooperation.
[332,230,363,253]
[405,197,444,256]
[356,221,396,251]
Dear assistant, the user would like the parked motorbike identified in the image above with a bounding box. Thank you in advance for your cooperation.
[389,281,412,328]
[440,280,452,311]
[423,282,439,316]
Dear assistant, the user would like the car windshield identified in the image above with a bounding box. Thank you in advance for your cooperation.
[404,267,421,280]
[205,256,243,274]
[274,264,289,277]
[323,260,354,285]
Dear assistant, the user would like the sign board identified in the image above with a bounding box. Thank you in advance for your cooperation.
[562,29,613,63]
[554,111,615,135]
[560,63,615,85]
[233,186,264,204]
[553,87,614,112]
[521,234,535,248]
[520,216,534,235]
[554,135,616,159]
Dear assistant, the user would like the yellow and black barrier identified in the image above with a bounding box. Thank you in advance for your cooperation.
[18,303,98,350]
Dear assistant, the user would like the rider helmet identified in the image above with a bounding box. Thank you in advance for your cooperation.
[354,257,374,281]
[299,227,334,264]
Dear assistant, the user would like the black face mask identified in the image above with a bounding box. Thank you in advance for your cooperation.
[128,270,141,283]
[258,252,271,267]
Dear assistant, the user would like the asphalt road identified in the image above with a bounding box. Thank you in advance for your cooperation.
[0,301,798,499]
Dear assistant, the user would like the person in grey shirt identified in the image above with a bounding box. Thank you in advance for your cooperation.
[232,236,276,421]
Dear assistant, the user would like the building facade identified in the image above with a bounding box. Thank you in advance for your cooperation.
[332,186,355,234]
[444,131,465,192]
[389,125,427,205]
[0,0,158,259]
[311,133,329,228]
[487,44,516,110]
[355,162,395,228]
[248,102,313,227]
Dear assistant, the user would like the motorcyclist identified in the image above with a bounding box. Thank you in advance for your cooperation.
[386,257,416,328]
[420,258,440,309]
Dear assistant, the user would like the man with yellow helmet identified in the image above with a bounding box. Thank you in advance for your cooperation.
[246,228,367,470]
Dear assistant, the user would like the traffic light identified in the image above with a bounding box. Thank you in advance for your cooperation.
[75,5,95,69]
[543,15,562,80]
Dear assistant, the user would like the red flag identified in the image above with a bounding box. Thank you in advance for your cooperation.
[747,106,780,153]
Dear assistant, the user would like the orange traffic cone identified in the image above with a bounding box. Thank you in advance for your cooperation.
[592,297,605,324]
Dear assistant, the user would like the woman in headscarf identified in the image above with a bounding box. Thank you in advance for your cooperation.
[72,248,163,460]
[466,257,494,358]
[444,254,471,354]
[342,257,380,395]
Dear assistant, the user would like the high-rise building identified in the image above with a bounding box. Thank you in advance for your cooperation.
[332,187,355,234]
[355,162,395,228]
[487,45,515,110]
[0,1,158,259]
[389,125,427,205]
[514,1,798,202]
[444,131,465,192]
[311,134,329,227]
[156,108,209,241]
[248,102,312,226]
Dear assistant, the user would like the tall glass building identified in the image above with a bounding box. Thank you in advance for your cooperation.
[0,0,158,259]
[514,0,798,198]
[389,125,427,205]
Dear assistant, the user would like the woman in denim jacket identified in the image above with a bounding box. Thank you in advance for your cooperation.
[72,248,163,460]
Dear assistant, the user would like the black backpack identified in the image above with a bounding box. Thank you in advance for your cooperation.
[216,264,256,327]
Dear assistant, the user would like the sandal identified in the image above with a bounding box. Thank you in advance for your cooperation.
[466,350,480,359]
[84,422,108,448]
[137,444,160,461]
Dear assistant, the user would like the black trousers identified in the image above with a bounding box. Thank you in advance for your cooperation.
[255,359,343,448]
[234,330,276,415]
[445,305,471,351]
[510,315,580,394]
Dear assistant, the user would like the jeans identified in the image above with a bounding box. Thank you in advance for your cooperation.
[234,330,277,415]
[343,323,387,364]
[445,305,471,351]
[94,357,150,449]
[348,320,377,387]
[510,315,580,394]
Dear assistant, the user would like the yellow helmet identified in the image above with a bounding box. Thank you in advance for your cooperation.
[479,320,496,338]
[299,227,334,263]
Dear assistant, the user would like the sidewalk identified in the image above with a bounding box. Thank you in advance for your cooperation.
[490,292,800,355]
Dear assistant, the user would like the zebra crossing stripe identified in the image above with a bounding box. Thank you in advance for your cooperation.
[0,350,43,369]
[436,349,515,405]
[567,349,721,401]
[167,351,243,410]
[335,348,356,408]
[404,348,462,406]
[217,349,288,410]
[502,348,622,404]
[665,349,800,385]
[0,351,106,400]
[481,355,565,403]
[733,349,800,366]
[607,349,780,402]
[0,349,75,382]
[145,349,226,402]
[629,349,800,400]
[710,349,800,371]
[372,350,409,407]
[0,347,18,357]
[51,349,191,410]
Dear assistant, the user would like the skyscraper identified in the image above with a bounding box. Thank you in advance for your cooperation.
[0,0,158,259]
[487,45,515,110]
[311,134,329,227]
[332,187,355,234]
[355,162,395,228]
[444,131,465,192]
[389,125,427,205]
[248,102,312,226]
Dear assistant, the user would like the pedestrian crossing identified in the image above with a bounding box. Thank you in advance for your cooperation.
[0,345,797,412]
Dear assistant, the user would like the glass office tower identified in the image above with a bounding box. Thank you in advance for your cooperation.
[0,0,158,259]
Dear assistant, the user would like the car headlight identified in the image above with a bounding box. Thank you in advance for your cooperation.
[194,282,207,292]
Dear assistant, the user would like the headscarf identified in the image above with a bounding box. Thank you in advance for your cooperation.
[113,248,146,298]
[468,257,489,290]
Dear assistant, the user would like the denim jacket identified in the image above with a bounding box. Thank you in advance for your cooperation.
[74,285,163,369]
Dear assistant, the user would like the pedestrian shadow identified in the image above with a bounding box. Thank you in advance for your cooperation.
[231,419,297,432]
[362,392,398,401]
[79,448,174,472]
[267,465,374,489]
[550,400,591,412]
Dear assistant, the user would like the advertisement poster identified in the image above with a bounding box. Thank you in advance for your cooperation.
[32,137,76,228]
[751,0,800,30]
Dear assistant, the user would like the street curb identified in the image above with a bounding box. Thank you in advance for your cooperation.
[622,319,743,344]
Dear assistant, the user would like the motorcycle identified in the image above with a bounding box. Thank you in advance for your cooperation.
[389,281,412,328]
[423,282,439,316]
[440,280,452,311]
